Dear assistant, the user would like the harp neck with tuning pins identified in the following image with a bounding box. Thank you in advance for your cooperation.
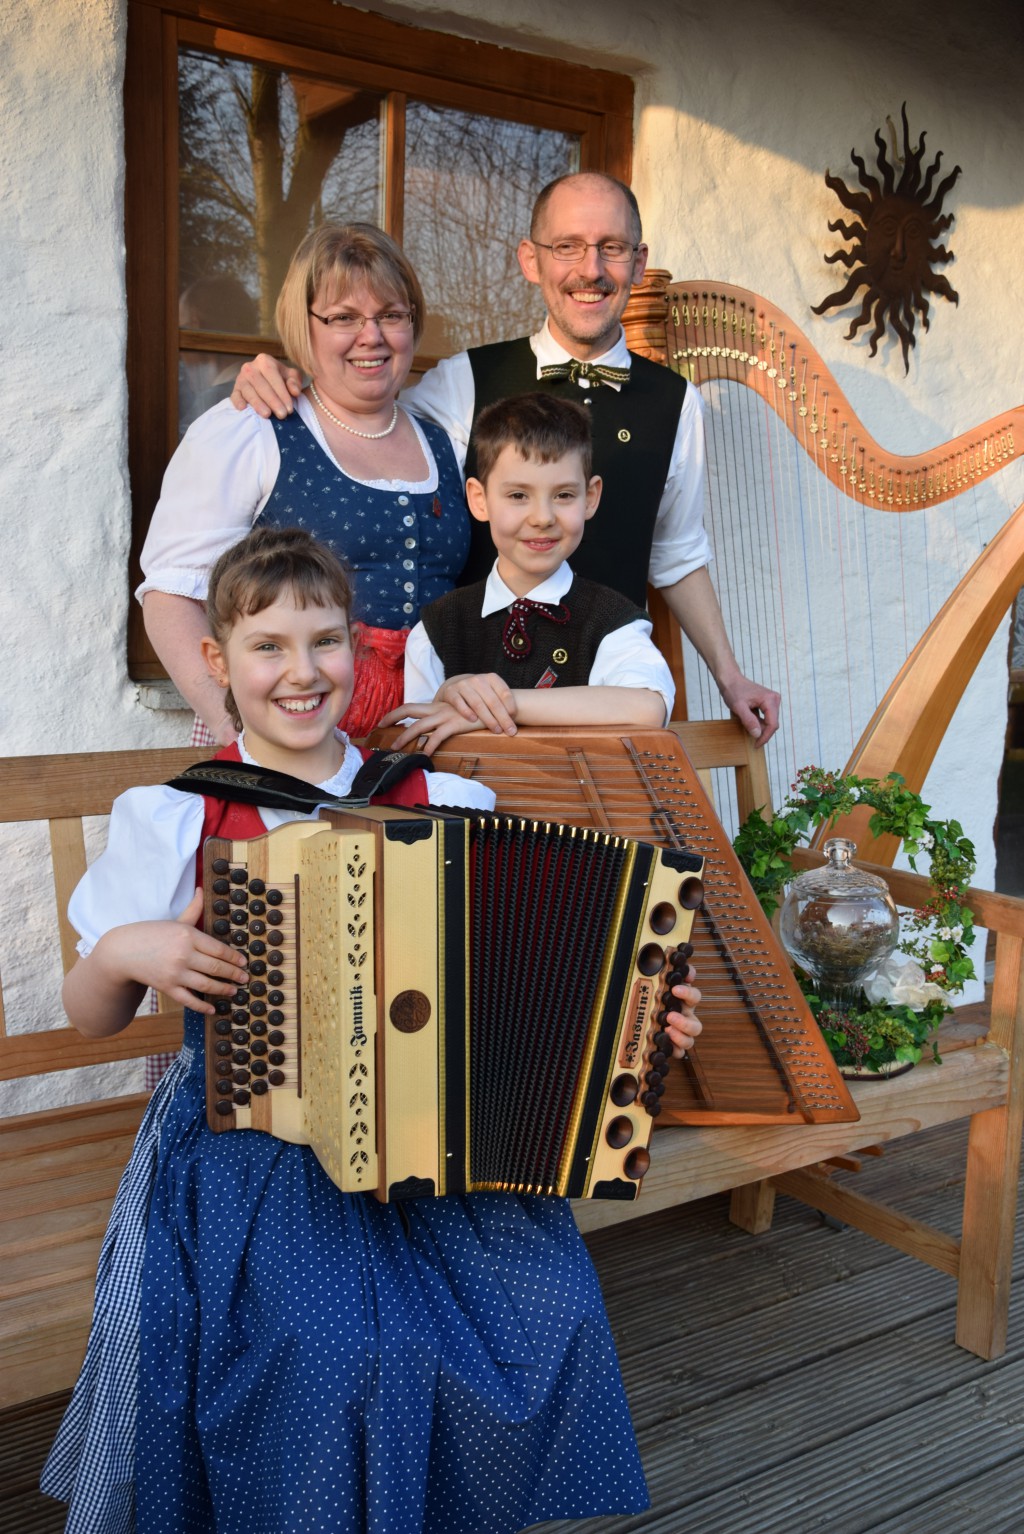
[623,272,1024,863]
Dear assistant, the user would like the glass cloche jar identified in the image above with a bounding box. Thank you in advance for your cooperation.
[779,838,899,1012]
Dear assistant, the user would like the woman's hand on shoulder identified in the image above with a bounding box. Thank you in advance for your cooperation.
[230,354,303,419]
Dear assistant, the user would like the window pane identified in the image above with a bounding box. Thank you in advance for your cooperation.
[403,102,578,354]
[177,47,384,430]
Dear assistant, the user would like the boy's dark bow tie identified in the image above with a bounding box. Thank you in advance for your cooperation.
[538,360,631,388]
[501,596,571,660]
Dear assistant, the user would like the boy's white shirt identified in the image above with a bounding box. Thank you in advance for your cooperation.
[403,559,675,724]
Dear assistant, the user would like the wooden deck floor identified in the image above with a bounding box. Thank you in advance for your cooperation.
[2,1117,1022,1533]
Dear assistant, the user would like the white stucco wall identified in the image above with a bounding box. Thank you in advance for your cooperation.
[2,0,1021,1111]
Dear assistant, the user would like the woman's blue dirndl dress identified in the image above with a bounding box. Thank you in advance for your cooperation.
[43,1006,649,1533]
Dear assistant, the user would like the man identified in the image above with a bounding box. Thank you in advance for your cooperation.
[231,174,780,744]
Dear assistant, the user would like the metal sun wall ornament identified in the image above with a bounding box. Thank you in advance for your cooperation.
[813,104,961,374]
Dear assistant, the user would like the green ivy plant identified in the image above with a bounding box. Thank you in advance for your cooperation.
[733,767,977,1074]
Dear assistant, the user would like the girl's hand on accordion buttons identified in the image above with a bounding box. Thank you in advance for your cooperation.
[665,966,702,1057]
[100,888,249,1014]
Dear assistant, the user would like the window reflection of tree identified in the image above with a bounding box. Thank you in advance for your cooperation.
[404,103,577,352]
[178,50,577,354]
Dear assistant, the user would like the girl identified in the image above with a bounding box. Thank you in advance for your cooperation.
[44,526,701,1534]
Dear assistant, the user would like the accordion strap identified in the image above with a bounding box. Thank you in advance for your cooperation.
[165,749,432,814]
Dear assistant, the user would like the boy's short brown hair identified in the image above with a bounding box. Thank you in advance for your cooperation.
[206,527,353,730]
[470,393,593,485]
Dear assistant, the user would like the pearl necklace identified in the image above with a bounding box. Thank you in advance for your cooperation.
[309,384,399,439]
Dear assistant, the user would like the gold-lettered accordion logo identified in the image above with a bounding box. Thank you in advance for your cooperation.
[619,978,654,1069]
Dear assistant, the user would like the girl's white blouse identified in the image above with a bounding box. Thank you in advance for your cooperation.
[70,734,495,954]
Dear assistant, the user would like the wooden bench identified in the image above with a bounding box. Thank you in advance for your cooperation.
[2,730,1022,1414]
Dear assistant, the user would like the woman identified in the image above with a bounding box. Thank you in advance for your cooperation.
[140,223,470,745]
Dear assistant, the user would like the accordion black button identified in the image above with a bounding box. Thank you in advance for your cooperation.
[268,991,284,1007]
[625,1147,651,1178]
[211,859,230,876]
[230,889,247,906]
[268,1050,285,1066]
[250,1039,268,1056]
[268,1070,285,1086]
[250,1001,267,1017]
[215,1100,233,1116]
[267,910,284,927]
[268,1031,285,1047]
[230,931,248,947]
[232,1049,250,1065]
[215,1041,232,1057]
[212,919,230,936]
[268,1011,285,1027]
[249,940,266,956]
[268,950,283,965]
[666,969,687,990]
[645,1076,666,1097]
[230,911,248,927]
[215,1079,233,1095]
[214,999,231,1015]
[251,1060,268,1077]
[251,1079,269,1095]
[233,1089,251,1105]
[231,1029,249,1046]
[643,1091,662,1111]
[653,1030,672,1052]
[212,878,230,895]
[249,878,266,896]
[605,1116,634,1149]
[233,1068,250,1085]
[268,970,284,986]
[610,1074,638,1107]
[249,982,267,997]
[249,920,266,937]
[650,1050,668,1070]
[231,1011,249,1028]
[250,1019,268,1037]
[249,960,267,977]
[230,868,247,885]
[214,1018,232,1036]
[249,900,266,916]
[215,1060,232,1077]
[266,888,283,906]
[212,899,230,916]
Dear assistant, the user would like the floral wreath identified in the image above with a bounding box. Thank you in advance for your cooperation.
[733,767,977,1073]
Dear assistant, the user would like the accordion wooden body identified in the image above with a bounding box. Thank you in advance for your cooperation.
[204,802,706,1202]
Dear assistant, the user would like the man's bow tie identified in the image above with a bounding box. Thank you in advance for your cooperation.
[538,360,631,388]
[501,597,571,661]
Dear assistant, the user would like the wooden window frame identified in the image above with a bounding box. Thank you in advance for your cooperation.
[125,0,634,678]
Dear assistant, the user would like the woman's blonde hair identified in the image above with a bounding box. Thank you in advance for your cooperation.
[206,526,353,731]
[275,223,425,375]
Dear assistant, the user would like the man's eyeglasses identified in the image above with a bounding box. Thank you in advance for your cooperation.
[308,308,415,334]
[531,239,639,264]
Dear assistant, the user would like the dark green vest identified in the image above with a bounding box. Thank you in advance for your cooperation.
[421,575,646,689]
[461,338,687,607]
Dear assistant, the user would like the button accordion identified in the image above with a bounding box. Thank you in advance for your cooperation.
[203,802,706,1202]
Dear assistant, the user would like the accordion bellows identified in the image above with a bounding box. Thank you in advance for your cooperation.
[204,802,705,1201]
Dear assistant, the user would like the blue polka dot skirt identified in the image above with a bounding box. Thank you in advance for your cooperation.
[43,1013,648,1532]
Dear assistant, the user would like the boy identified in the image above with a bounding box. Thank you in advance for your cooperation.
[388,392,675,751]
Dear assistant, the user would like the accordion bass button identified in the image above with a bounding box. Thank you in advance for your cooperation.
[605,1116,634,1149]
[610,1074,639,1107]
[624,1147,651,1179]
[249,879,266,895]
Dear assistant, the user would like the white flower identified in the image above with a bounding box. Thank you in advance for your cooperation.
[918,831,935,851]
[938,926,953,941]
[864,954,950,1008]
[951,925,963,943]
